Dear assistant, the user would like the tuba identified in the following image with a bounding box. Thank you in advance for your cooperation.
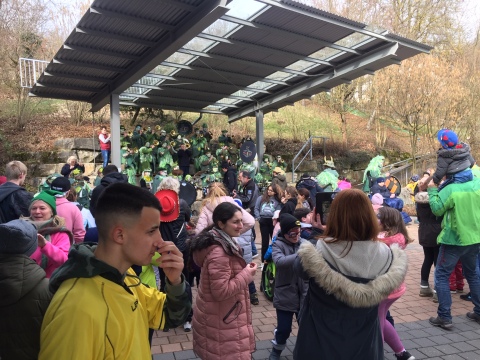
[155,125,162,130]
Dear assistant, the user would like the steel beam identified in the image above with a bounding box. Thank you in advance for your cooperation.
[228,43,399,122]
[75,27,157,48]
[197,33,333,67]
[90,0,229,112]
[177,48,309,77]
[90,7,175,31]
[119,101,224,115]
[63,44,140,61]
[221,14,361,55]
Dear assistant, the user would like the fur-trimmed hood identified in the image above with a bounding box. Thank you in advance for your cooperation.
[298,241,407,308]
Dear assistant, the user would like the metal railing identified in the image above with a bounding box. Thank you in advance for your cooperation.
[382,153,436,185]
[19,57,48,88]
[291,136,328,182]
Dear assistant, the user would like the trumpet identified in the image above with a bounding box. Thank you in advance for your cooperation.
[185,143,191,149]
[152,140,159,146]
[127,131,133,137]
[170,141,176,147]
[170,130,177,137]
[155,125,162,130]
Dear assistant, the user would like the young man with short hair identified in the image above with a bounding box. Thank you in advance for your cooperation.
[0,161,33,223]
[39,183,191,359]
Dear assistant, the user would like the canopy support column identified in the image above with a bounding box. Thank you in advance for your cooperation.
[110,94,121,169]
[255,109,264,172]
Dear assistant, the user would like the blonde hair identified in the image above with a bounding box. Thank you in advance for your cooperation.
[5,161,27,181]
[157,177,180,194]
[200,182,228,210]
[67,156,77,163]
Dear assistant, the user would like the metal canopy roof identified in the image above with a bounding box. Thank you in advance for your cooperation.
[30,0,432,123]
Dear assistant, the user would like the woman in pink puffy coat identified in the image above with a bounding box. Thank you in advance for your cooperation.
[190,202,258,360]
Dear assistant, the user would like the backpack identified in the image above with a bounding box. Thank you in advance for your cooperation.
[260,201,275,218]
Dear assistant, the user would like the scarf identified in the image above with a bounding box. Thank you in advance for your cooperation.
[210,228,240,257]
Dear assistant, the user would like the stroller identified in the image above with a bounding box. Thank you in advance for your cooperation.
[260,237,277,301]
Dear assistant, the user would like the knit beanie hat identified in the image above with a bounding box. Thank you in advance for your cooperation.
[376,177,385,184]
[51,176,71,193]
[0,219,38,256]
[279,213,301,234]
[437,129,458,149]
[371,193,384,206]
[31,191,57,215]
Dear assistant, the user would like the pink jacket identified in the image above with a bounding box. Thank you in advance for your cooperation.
[195,196,255,235]
[378,232,407,299]
[30,232,70,278]
[192,245,255,360]
[55,198,85,243]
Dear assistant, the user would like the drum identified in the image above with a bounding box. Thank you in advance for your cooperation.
[179,180,197,206]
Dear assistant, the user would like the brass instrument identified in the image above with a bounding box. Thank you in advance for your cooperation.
[170,141,176,147]
[152,140,159,146]
[155,125,162,130]
[185,143,191,149]
[170,130,177,137]
[127,131,133,137]
[132,147,138,153]
[199,132,204,138]
[183,139,190,144]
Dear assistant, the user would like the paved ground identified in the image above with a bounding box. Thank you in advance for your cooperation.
[152,223,480,360]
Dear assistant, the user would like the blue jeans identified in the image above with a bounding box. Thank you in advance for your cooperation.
[248,281,257,294]
[101,149,110,168]
[434,244,480,320]
[274,309,297,350]
[251,237,258,256]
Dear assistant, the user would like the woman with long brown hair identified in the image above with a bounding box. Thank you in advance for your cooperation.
[254,184,283,262]
[293,189,408,360]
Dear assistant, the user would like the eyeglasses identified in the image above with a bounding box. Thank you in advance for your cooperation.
[286,230,300,237]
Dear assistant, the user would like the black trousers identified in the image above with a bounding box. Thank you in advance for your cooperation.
[259,217,274,262]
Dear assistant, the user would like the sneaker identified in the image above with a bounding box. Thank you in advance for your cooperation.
[183,321,192,332]
[395,350,415,360]
[250,292,259,305]
[252,253,259,259]
[429,316,453,329]
[457,289,464,293]
[450,290,457,294]
[419,286,433,297]
[432,292,438,303]
[466,312,480,324]
[269,348,282,360]
[460,292,472,301]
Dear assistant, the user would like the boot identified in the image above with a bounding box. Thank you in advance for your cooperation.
[269,348,282,360]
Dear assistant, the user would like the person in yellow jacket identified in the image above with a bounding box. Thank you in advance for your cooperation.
[39,183,191,360]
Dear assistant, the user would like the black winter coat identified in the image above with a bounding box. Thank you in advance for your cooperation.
[293,242,407,360]
[279,198,297,216]
[296,178,323,207]
[0,255,52,360]
[370,183,391,198]
[61,163,85,177]
[177,149,192,167]
[414,191,442,247]
[89,172,128,217]
[0,182,33,223]
[223,167,237,195]
[160,199,191,252]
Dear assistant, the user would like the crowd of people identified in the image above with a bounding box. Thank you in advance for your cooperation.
[1,127,480,360]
